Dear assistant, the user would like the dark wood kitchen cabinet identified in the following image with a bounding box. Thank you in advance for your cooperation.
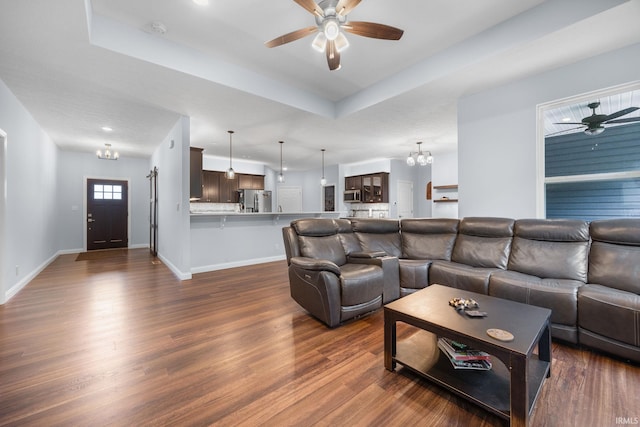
[190,147,203,200]
[346,172,389,203]
[219,174,239,203]
[201,170,220,202]
[345,176,362,190]
[238,174,265,190]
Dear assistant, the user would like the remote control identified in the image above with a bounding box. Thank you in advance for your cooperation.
[465,310,487,317]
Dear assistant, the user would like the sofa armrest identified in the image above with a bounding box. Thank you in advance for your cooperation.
[348,251,388,259]
[290,256,341,276]
[349,255,400,303]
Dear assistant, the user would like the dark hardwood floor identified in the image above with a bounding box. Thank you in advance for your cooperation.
[0,249,638,426]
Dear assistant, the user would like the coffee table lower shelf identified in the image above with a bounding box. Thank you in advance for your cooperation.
[394,330,550,421]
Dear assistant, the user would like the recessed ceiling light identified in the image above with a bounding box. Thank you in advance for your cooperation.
[562,117,571,122]
[193,0,209,5]
[101,126,113,132]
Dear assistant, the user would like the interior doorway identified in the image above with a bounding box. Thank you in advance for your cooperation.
[397,180,414,219]
[86,178,129,250]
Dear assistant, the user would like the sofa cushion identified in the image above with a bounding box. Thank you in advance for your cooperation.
[400,218,459,260]
[398,259,431,296]
[489,270,581,343]
[578,284,640,347]
[292,218,338,236]
[429,260,497,294]
[452,217,514,268]
[588,219,640,295]
[350,218,402,257]
[339,263,384,306]
[508,219,589,282]
[335,219,362,255]
[299,234,347,266]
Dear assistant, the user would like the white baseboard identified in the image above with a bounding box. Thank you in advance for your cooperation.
[3,250,65,304]
[190,255,286,275]
[158,253,192,281]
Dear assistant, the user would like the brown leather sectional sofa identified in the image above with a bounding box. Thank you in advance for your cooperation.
[282,217,640,363]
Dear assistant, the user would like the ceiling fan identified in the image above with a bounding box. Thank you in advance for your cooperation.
[264,0,404,71]
[549,101,640,137]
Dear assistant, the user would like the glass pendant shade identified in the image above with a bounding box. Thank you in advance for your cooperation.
[406,154,416,166]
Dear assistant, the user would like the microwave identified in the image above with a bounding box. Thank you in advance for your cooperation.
[344,189,361,203]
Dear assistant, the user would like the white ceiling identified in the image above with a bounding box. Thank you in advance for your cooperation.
[1,0,639,171]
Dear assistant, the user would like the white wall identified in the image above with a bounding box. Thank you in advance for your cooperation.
[458,42,640,218]
[431,151,459,218]
[56,151,150,251]
[0,78,59,303]
[151,116,192,279]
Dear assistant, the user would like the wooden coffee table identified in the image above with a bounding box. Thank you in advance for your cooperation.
[384,284,551,427]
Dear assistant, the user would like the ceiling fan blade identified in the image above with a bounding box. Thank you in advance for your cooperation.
[342,21,404,40]
[293,0,324,17]
[335,0,362,16]
[265,26,318,48]
[326,40,341,71]
[604,106,640,122]
[606,116,640,124]
[546,126,585,137]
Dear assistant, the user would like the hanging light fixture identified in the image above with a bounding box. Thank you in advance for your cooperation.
[278,141,285,183]
[96,143,119,160]
[225,130,235,179]
[320,148,327,186]
[406,141,433,166]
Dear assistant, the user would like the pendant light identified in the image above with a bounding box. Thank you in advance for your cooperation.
[225,130,235,179]
[320,148,327,186]
[278,141,285,183]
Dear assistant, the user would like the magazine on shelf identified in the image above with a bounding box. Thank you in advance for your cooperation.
[437,338,492,370]
[437,337,491,361]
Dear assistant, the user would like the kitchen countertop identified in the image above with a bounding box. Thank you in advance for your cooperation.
[190,211,344,217]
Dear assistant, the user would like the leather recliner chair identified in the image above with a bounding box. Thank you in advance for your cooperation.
[282,218,398,327]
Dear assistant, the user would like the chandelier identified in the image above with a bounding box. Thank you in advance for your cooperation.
[406,142,433,166]
[96,143,119,160]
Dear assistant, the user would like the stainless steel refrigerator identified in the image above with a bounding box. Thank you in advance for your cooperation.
[238,189,272,213]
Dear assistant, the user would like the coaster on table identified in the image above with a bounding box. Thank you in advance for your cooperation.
[487,328,514,342]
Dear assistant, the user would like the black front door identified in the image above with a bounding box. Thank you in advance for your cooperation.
[87,179,128,250]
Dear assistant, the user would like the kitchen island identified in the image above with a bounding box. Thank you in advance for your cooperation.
[190,211,343,274]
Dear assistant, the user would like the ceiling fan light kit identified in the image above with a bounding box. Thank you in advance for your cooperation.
[265,0,403,71]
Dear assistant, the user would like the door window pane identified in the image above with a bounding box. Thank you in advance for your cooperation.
[94,183,124,201]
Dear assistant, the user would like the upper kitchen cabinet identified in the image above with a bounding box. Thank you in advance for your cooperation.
[362,173,389,203]
[190,147,203,200]
[345,172,389,203]
[238,174,265,190]
[345,175,362,190]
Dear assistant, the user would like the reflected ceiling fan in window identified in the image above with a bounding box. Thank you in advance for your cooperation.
[264,0,404,71]
[549,101,640,137]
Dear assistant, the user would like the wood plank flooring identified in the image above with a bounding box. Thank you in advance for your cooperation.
[0,249,638,426]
